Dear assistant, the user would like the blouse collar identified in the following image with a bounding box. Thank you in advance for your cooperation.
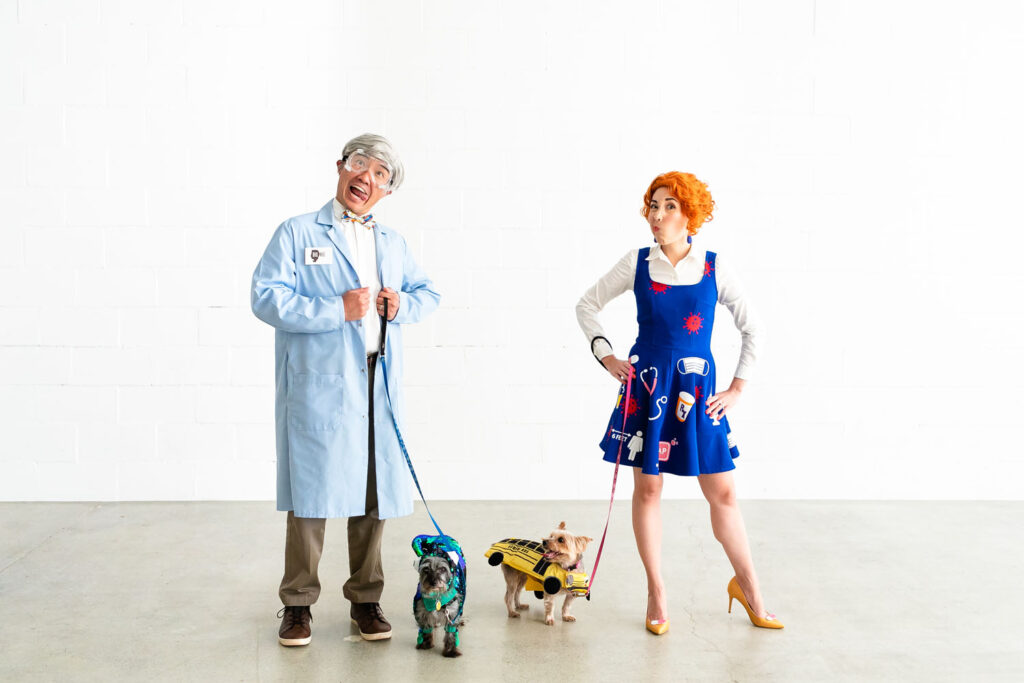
[647,241,706,266]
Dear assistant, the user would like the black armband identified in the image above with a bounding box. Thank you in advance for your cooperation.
[590,336,612,366]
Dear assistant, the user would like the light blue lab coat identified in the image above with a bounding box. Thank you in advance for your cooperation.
[251,200,440,519]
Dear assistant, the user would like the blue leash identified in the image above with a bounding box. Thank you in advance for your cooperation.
[378,299,467,620]
[378,298,444,536]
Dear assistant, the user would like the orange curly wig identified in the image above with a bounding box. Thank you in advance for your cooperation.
[641,172,715,236]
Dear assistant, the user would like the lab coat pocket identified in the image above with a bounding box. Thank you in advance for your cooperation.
[288,373,344,431]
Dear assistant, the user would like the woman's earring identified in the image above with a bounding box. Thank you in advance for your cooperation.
[687,234,693,244]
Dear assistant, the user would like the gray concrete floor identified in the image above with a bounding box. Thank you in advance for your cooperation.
[1,500,1022,682]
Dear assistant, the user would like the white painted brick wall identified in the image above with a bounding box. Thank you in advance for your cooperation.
[2,0,1023,502]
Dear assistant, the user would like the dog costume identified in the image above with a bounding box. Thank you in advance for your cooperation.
[412,534,467,646]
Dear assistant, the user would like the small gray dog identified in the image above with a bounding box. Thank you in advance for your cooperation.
[414,555,462,657]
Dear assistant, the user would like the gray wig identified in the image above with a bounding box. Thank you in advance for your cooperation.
[340,133,405,191]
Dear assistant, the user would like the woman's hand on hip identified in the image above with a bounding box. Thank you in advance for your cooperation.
[706,388,740,420]
[601,355,635,384]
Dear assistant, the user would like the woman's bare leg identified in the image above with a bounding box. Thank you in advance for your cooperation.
[632,469,667,621]
[698,470,769,617]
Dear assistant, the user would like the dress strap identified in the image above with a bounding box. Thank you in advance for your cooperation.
[633,247,652,291]
[704,250,718,288]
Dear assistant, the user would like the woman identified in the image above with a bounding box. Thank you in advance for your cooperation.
[575,171,782,635]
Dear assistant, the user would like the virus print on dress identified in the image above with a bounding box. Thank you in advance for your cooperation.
[683,312,704,335]
[619,395,640,417]
[704,259,714,278]
[649,281,670,295]
[694,385,704,403]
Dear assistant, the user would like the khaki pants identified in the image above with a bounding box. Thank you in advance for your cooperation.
[279,353,386,606]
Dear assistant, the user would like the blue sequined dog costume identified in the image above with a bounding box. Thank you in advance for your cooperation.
[412,534,467,648]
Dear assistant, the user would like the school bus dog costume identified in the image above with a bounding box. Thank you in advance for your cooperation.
[486,522,592,625]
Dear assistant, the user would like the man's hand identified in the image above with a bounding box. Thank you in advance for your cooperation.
[343,287,370,321]
[376,287,400,321]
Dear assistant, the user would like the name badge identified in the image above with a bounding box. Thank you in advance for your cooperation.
[304,247,333,265]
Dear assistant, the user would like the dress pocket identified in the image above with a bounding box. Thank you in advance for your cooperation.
[287,373,344,431]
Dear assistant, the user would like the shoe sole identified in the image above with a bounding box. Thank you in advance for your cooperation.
[278,636,312,647]
[350,618,392,641]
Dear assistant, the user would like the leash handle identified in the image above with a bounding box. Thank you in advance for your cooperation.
[379,298,444,537]
[586,365,633,597]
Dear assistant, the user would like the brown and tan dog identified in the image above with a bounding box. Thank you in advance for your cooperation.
[501,522,593,625]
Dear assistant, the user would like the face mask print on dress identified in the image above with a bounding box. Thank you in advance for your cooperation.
[677,357,710,376]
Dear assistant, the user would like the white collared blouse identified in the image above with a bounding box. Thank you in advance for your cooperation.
[332,198,382,353]
[575,243,764,380]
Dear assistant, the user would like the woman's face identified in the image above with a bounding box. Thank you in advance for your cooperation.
[647,186,690,246]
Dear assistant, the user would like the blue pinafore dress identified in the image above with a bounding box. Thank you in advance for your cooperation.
[599,248,739,476]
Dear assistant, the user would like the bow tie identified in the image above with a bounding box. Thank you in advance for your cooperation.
[340,210,375,230]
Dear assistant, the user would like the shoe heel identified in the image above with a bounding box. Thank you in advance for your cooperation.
[728,595,733,614]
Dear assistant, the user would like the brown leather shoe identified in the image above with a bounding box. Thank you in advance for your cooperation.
[350,602,392,641]
[277,606,312,646]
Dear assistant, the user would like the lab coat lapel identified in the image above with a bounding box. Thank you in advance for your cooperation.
[316,200,357,275]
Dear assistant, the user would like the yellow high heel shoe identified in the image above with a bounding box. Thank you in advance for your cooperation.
[727,576,784,629]
[645,618,670,635]
[645,594,669,635]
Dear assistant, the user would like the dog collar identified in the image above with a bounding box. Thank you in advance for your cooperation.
[568,558,584,572]
[419,586,459,612]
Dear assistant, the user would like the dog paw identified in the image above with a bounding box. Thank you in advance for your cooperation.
[562,615,576,622]
[545,617,555,626]
[416,641,433,650]
[507,611,520,619]
[516,604,529,611]
[443,647,462,658]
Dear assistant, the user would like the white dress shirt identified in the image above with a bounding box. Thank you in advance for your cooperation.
[575,243,764,380]
[333,198,382,354]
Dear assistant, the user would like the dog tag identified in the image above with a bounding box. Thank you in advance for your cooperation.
[435,600,441,610]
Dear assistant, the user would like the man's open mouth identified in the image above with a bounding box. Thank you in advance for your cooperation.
[349,184,369,201]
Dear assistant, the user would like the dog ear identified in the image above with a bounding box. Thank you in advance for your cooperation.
[558,521,566,530]
[577,536,593,551]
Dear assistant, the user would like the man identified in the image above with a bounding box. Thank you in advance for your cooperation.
[251,133,440,646]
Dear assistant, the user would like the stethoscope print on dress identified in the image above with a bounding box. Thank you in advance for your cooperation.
[640,366,658,395]
[639,365,667,420]
[649,396,667,421]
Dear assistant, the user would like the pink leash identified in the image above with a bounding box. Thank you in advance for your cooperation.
[587,367,633,598]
